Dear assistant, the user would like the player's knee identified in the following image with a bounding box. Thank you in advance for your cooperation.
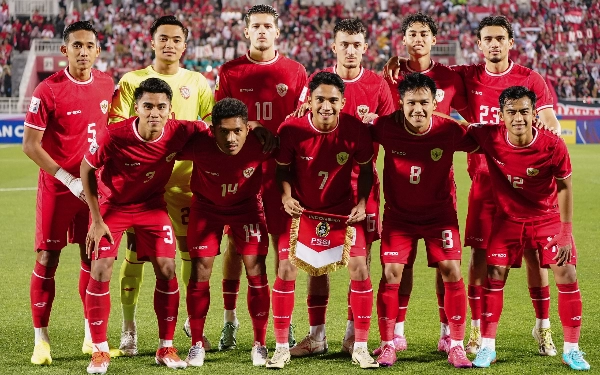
[438,260,462,281]
[349,259,369,281]
[551,264,577,284]
[243,255,266,277]
[383,263,403,284]
[91,259,114,282]
[153,259,176,280]
[36,250,60,268]
[277,260,297,280]
[487,265,508,281]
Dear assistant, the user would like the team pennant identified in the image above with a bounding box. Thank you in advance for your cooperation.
[289,210,354,276]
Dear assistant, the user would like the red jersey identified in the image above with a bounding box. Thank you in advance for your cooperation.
[24,68,114,178]
[215,51,308,133]
[386,60,468,116]
[178,132,271,211]
[276,113,373,213]
[84,118,208,210]
[467,124,571,222]
[451,61,554,177]
[371,113,479,220]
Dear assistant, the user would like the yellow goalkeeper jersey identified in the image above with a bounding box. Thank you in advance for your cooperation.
[110,66,215,188]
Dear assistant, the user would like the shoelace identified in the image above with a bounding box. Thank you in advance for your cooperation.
[452,347,469,361]
[91,352,110,365]
[569,350,586,362]
[221,323,237,346]
[159,346,179,359]
[478,346,493,359]
[271,348,288,362]
[255,346,268,357]
[380,345,394,359]
[541,329,555,347]
[189,345,203,358]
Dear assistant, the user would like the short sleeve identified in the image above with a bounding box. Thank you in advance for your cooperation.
[109,78,135,124]
[275,122,294,165]
[450,72,469,113]
[296,66,309,104]
[385,75,401,111]
[198,78,215,122]
[24,84,53,131]
[354,122,374,164]
[377,80,396,116]
[453,121,479,153]
[84,128,109,169]
[214,70,230,101]
[177,135,198,161]
[369,116,385,143]
[529,71,554,111]
[551,138,572,180]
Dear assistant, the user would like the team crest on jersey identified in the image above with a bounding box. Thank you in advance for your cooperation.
[215,76,220,91]
[527,168,539,176]
[336,152,349,165]
[100,100,109,114]
[276,83,288,97]
[89,138,99,155]
[435,89,445,102]
[243,167,255,178]
[357,105,370,118]
[29,97,41,114]
[166,152,177,162]
[316,221,330,237]
[431,148,443,161]
[179,86,191,99]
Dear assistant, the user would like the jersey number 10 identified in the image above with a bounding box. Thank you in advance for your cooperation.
[255,102,273,121]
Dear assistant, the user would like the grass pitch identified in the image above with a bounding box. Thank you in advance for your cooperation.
[0,144,598,374]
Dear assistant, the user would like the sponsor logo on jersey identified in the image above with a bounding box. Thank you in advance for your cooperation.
[100,100,109,114]
[471,90,483,96]
[166,152,177,162]
[240,88,253,92]
[527,168,539,176]
[89,138,99,155]
[29,97,41,114]
[67,110,81,116]
[384,251,399,256]
[243,167,255,178]
[492,157,505,166]
[215,76,220,91]
[125,162,141,167]
[357,105,369,118]
[276,83,288,97]
[316,221,330,237]
[435,89,445,102]
[300,155,313,160]
[204,170,219,176]
[100,246,111,251]
[179,86,191,99]
[391,150,406,156]
[431,148,443,161]
[46,239,60,243]
[336,151,349,165]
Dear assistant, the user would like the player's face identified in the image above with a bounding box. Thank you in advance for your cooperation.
[134,92,172,134]
[309,84,346,128]
[477,26,514,64]
[403,22,436,57]
[152,25,187,63]
[332,31,367,69]
[400,88,437,132]
[213,117,249,156]
[61,30,100,70]
[244,14,280,52]
[500,96,534,138]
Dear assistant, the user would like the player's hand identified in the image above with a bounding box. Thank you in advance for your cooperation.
[86,221,114,260]
[55,168,87,203]
[347,203,366,224]
[533,117,560,135]
[383,56,402,84]
[361,112,379,124]
[287,102,311,119]
[249,122,278,153]
[283,196,304,218]
[547,222,573,267]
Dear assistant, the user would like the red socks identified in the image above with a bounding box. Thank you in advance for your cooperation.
[86,278,110,343]
[30,261,57,328]
[247,275,270,345]
[529,286,550,319]
[397,294,410,323]
[155,278,179,340]
[187,280,210,345]
[272,277,295,344]
[444,279,466,341]
[377,282,399,341]
[79,262,91,317]
[307,294,328,326]
[481,278,505,338]
[436,293,448,325]
[347,290,353,321]
[223,279,240,311]
[350,278,373,343]
[557,282,582,343]
[468,284,483,321]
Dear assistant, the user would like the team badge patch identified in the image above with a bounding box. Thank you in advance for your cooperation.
[243,167,255,178]
[435,89,445,102]
[179,86,191,99]
[431,148,443,161]
[29,97,41,114]
[89,138,99,155]
[166,152,177,162]
[100,100,109,114]
[215,76,220,91]
[316,221,330,237]
[336,152,349,165]
[527,168,539,176]
[357,105,369,118]
[276,83,288,97]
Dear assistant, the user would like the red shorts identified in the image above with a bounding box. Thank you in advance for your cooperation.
[261,175,287,236]
[380,212,463,267]
[96,206,176,260]
[187,203,268,258]
[487,215,577,268]
[35,174,89,251]
[352,180,381,244]
[277,216,366,261]
[464,173,496,249]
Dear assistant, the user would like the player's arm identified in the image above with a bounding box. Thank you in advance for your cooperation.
[548,176,573,267]
[276,163,303,217]
[537,108,561,133]
[109,78,134,124]
[348,161,373,224]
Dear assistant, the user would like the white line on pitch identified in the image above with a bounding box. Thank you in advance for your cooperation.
[0,187,37,192]
[0,144,19,149]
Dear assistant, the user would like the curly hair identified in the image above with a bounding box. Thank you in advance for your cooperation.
[333,18,367,39]
[245,4,279,26]
[401,13,438,36]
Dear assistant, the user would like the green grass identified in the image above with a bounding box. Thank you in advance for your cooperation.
[0,144,598,374]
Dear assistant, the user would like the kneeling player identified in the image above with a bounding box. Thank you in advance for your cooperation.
[372,73,477,368]
[469,86,589,371]
[180,98,271,367]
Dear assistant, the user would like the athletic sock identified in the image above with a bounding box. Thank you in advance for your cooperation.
[444,279,466,342]
[222,279,240,323]
[247,274,270,345]
[155,278,179,340]
[468,284,483,322]
[30,261,57,328]
[346,288,353,321]
[557,282,582,345]
[436,292,448,325]
[481,278,505,339]
[120,249,144,323]
[377,281,399,342]
[307,294,328,327]
[79,262,91,318]
[272,277,295,345]
[350,278,373,343]
[179,251,191,293]
[186,280,210,345]
[86,278,110,344]
[397,293,410,324]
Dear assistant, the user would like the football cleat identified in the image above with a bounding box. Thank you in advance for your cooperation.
[251,342,268,366]
[448,346,472,368]
[341,335,355,356]
[185,342,205,367]
[218,322,239,351]
[289,323,297,347]
[437,334,451,353]
[31,341,52,365]
[265,347,291,369]
[376,344,397,367]
[373,335,407,355]
[155,346,187,369]
[466,326,481,354]
[472,346,497,368]
[289,335,328,357]
[532,327,557,356]
[562,350,590,371]
[119,330,138,356]
[87,351,110,374]
[352,346,379,368]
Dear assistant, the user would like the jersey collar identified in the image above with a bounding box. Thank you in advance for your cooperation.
[64,67,93,85]
[485,60,515,77]
[405,60,435,74]
[246,51,280,65]
[308,113,339,133]
[403,116,433,136]
[334,65,364,83]
[505,126,539,148]
[132,118,165,143]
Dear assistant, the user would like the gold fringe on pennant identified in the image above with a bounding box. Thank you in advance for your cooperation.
[289,216,354,276]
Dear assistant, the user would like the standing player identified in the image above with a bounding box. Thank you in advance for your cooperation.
[266,72,377,369]
[384,15,561,355]
[468,86,589,371]
[109,15,214,355]
[180,98,272,367]
[22,21,116,365]
[214,4,307,349]
[81,78,209,374]
[371,73,477,368]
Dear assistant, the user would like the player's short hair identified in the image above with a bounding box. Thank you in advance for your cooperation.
[309,71,345,96]
[401,13,438,36]
[499,86,537,111]
[134,78,173,103]
[63,21,98,43]
[212,98,249,127]
[245,4,279,26]
[398,73,437,100]
[333,18,367,39]
[150,15,189,40]
[477,15,514,40]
